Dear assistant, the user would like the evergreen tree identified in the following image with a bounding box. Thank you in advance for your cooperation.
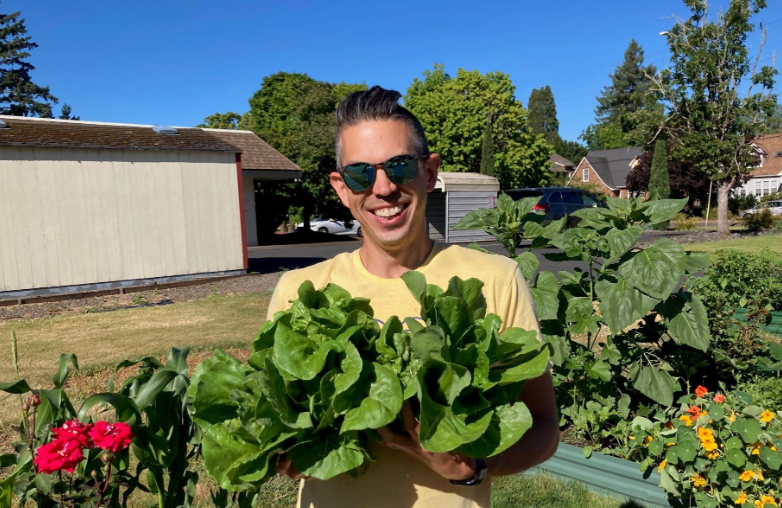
[0,9,57,117]
[595,40,657,129]
[527,85,559,145]
[553,138,588,164]
[480,115,495,176]
[648,139,671,230]
[59,103,79,120]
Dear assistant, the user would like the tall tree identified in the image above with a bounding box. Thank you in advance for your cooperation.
[658,0,777,234]
[649,139,671,229]
[405,64,550,189]
[480,115,495,176]
[553,138,588,164]
[198,112,241,129]
[246,72,366,232]
[58,103,78,120]
[0,9,57,117]
[527,85,559,145]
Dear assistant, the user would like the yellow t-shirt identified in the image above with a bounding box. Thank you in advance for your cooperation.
[266,243,542,508]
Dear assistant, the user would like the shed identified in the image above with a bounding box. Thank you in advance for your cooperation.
[0,116,247,299]
[426,172,499,243]
[204,129,301,247]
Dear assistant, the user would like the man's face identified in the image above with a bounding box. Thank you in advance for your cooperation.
[331,119,439,250]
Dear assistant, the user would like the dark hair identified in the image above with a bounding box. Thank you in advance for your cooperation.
[335,85,430,167]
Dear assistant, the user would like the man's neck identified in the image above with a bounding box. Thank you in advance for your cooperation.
[358,234,435,279]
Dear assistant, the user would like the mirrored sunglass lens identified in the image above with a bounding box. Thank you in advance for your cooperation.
[385,156,417,183]
[344,164,374,191]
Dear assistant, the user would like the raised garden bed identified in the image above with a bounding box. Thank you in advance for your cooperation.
[734,308,782,336]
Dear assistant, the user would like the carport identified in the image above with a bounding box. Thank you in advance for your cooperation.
[425,172,500,243]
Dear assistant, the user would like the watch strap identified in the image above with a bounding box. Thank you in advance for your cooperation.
[449,458,487,486]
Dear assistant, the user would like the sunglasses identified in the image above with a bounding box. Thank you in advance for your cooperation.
[339,154,426,192]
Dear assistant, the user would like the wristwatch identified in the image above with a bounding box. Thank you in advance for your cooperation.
[450,458,487,486]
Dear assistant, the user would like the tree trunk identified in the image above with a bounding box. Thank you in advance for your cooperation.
[717,181,731,235]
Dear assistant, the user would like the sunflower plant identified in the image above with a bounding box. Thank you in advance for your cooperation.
[630,386,782,508]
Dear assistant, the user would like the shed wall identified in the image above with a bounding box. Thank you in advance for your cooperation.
[425,190,446,242]
[0,147,243,293]
[446,191,496,244]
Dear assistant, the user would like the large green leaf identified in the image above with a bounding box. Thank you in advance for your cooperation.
[657,291,711,351]
[0,379,31,394]
[289,432,366,480]
[457,402,533,457]
[514,252,539,281]
[202,421,262,491]
[189,350,253,427]
[340,363,403,432]
[530,271,560,321]
[604,226,642,261]
[272,322,341,380]
[78,392,142,425]
[133,369,180,411]
[52,353,79,388]
[642,198,688,225]
[759,446,782,470]
[684,252,710,274]
[731,418,761,444]
[401,271,427,304]
[619,239,686,300]
[446,276,487,324]
[595,275,660,333]
[629,364,678,406]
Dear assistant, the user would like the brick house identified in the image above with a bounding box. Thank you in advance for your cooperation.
[733,132,782,198]
[550,153,575,176]
[568,147,644,198]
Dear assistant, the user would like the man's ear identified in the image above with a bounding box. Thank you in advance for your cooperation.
[330,172,351,207]
[424,153,441,192]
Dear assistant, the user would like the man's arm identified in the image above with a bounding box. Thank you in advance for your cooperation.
[485,370,559,477]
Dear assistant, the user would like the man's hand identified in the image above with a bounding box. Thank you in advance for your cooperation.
[376,404,477,481]
[276,454,310,481]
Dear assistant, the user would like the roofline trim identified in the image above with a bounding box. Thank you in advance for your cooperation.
[200,128,256,134]
[568,158,616,190]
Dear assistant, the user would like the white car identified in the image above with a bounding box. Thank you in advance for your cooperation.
[740,200,782,217]
[297,217,362,237]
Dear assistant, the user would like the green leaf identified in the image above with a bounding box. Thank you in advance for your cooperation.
[514,252,539,281]
[726,449,746,468]
[619,239,686,300]
[742,405,762,417]
[340,363,403,432]
[583,446,593,458]
[629,364,678,406]
[457,402,533,458]
[596,275,660,333]
[605,226,643,261]
[202,421,262,491]
[0,454,16,468]
[759,446,782,470]
[585,360,612,382]
[726,437,743,450]
[671,437,698,463]
[0,379,31,394]
[133,369,180,411]
[289,432,366,481]
[643,198,688,225]
[78,393,141,426]
[529,271,560,321]
[401,271,427,304]
[189,350,253,428]
[659,467,680,496]
[731,418,761,444]
[33,473,52,495]
[272,322,341,380]
[52,353,79,388]
[684,252,710,274]
[657,291,711,352]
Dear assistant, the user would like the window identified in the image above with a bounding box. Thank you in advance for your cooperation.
[582,168,589,182]
[580,193,599,207]
[561,191,582,204]
[763,180,771,196]
[547,191,563,203]
[775,151,782,158]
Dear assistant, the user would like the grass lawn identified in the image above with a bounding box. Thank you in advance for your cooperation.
[685,233,782,256]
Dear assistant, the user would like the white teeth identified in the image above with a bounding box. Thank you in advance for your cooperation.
[373,206,404,218]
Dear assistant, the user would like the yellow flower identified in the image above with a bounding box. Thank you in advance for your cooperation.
[629,435,636,440]
[771,444,778,452]
[751,442,764,456]
[691,473,708,489]
[657,460,667,472]
[703,441,719,452]
[680,415,694,426]
[756,471,765,481]
[741,470,756,482]
[761,410,775,423]
[665,441,676,447]
[698,427,714,438]
[736,492,747,505]
[644,436,653,447]
[728,411,737,423]
[706,450,720,460]
[758,494,778,507]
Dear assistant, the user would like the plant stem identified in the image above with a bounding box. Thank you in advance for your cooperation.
[12,331,25,424]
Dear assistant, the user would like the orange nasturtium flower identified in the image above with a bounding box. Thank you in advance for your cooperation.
[644,436,653,447]
[664,421,674,430]
[756,495,778,507]
[680,415,694,426]
[736,492,748,505]
[728,411,737,423]
[691,474,708,488]
[695,385,709,397]
[657,460,667,472]
[751,442,763,456]
[706,450,720,460]
[714,393,726,404]
[760,410,775,423]
[687,406,703,418]
[740,470,756,482]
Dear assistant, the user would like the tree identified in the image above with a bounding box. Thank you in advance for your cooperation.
[527,85,559,145]
[553,138,588,164]
[658,0,778,234]
[649,139,671,229]
[197,112,241,129]
[579,123,628,151]
[0,9,57,117]
[245,72,366,233]
[58,103,78,120]
[480,115,495,176]
[405,64,550,189]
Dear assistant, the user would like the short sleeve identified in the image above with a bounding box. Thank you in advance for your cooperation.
[497,266,543,342]
[266,272,295,321]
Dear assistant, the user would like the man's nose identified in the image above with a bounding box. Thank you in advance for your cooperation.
[372,167,398,196]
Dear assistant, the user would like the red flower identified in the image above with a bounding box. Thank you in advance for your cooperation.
[695,386,708,398]
[686,406,702,418]
[713,394,726,404]
[89,421,134,452]
[51,420,93,448]
[34,438,85,473]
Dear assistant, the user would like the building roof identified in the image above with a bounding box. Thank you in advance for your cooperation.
[0,116,240,153]
[204,129,300,172]
[583,146,644,189]
[550,153,574,173]
[435,172,500,192]
[752,133,782,177]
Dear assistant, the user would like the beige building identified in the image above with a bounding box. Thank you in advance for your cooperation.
[0,116,298,299]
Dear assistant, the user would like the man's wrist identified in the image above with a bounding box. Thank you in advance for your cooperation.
[449,458,487,486]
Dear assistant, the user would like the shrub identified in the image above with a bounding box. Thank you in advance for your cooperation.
[736,376,782,410]
[744,208,777,232]
[759,191,782,204]
[673,213,698,231]
[632,385,782,508]
[729,194,757,216]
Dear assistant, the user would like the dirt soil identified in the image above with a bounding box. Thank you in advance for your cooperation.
[0,273,282,321]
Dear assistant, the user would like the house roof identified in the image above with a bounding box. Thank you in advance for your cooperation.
[550,153,574,173]
[752,133,782,177]
[583,146,644,189]
[204,129,300,172]
[0,116,240,153]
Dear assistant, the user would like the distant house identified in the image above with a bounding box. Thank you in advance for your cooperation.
[733,133,782,198]
[550,153,575,176]
[569,147,644,198]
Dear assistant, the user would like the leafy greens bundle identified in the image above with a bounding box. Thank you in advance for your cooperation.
[188,271,550,491]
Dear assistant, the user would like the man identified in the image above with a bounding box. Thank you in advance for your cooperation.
[268,86,559,508]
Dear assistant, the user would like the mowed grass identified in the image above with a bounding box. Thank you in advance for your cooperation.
[685,233,782,256]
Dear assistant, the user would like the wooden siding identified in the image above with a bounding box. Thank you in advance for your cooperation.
[0,147,243,293]
[446,191,496,244]
[425,190,446,241]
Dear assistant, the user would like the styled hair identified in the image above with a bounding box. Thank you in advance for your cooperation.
[335,86,430,168]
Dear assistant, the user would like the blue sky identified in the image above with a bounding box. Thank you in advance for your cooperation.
[9,0,782,142]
